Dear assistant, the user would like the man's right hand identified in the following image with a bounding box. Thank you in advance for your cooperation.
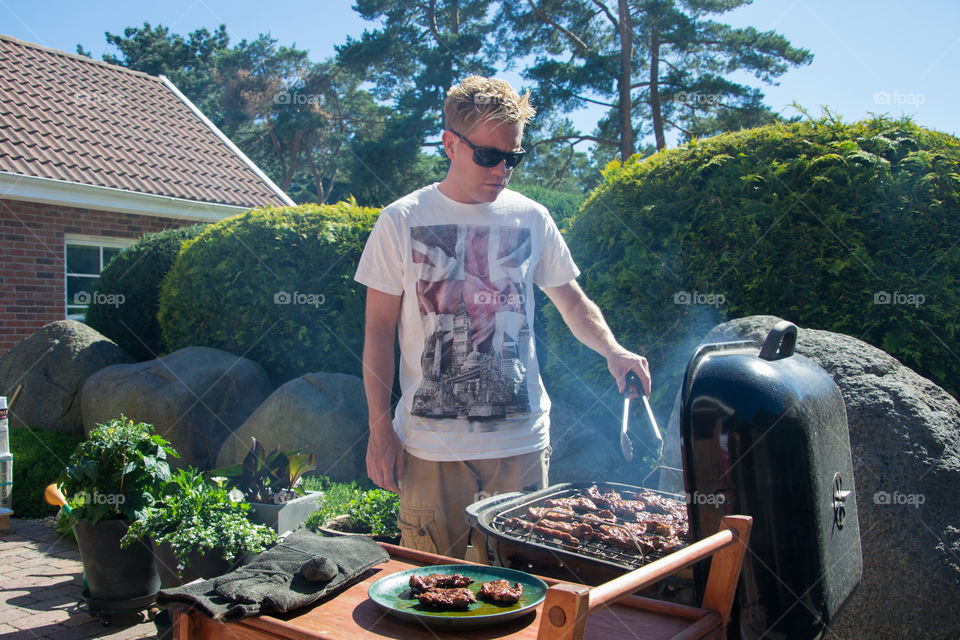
[366,423,404,494]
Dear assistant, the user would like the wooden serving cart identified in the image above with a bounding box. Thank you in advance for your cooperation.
[171,515,751,640]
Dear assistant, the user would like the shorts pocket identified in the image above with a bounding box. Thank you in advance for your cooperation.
[397,505,443,554]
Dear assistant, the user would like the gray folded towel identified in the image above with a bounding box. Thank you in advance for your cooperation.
[156,529,389,621]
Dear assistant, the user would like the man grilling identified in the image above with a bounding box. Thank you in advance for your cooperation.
[355,76,649,560]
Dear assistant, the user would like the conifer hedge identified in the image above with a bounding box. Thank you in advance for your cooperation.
[87,224,204,361]
[158,201,380,382]
[542,116,960,418]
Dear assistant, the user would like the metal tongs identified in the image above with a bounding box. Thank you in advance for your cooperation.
[621,370,664,462]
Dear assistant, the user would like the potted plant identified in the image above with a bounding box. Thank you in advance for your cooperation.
[214,437,320,532]
[120,467,277,588]
[58,416,177,606]
[304,482,400,544]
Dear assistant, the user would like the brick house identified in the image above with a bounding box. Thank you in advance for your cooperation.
[0,34,293,354]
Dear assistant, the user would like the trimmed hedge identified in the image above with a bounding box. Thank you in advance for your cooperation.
[158,201,380,382]
[86,224,204,361]
[541,116,960,425]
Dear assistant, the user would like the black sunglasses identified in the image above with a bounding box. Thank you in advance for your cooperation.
[450,129,525,169]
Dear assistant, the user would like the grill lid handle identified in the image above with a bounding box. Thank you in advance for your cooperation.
[758,321,798,361]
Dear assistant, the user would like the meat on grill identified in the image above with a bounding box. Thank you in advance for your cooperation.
[500,485,690,564]
[479,579,524,604]
[528,506,575,521]
[409,573,474,592]
[544,496,598,512]
[416,587,477,609]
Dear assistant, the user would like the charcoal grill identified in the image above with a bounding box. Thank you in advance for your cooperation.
[466,321,862,640]
[465,480,693,589]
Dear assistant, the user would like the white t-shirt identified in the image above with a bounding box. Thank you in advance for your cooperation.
[354,183,580,462]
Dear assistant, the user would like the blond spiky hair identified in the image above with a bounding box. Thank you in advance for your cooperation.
[444,76,536,133]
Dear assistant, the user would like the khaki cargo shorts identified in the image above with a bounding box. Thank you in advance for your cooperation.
[398,447,550,561]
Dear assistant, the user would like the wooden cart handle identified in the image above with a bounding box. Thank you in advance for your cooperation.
[537,515,752,640]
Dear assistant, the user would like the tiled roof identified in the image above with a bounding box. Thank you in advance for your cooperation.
[0,35,291,208]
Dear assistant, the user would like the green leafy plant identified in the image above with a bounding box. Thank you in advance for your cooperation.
[121,467,276,573]
[58,416,178,527]
[215,438,316,504]
[304,482,399,539]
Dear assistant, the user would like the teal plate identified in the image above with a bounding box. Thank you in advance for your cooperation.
[367,564,548,629]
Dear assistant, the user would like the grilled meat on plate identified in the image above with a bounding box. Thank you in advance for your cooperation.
[409,573,473,591]
[479,579,523,604]
[416,587,477,609]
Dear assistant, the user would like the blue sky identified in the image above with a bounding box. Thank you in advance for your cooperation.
[2,0,958,146]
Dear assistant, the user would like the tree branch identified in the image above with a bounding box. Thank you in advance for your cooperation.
[530,134,618,148]
[589,0,618,27]
[663,117,692,136]
[526,0,589,54]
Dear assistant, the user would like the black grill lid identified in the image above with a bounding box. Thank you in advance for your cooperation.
[681,321,861,640]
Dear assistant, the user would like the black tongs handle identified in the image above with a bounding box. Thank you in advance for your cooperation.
[625,370,643,397]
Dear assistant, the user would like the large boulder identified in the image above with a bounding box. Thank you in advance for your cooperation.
[216,371,368,482]
[81,347,273,470]
[661,315,960,639]
[0,320,133,434]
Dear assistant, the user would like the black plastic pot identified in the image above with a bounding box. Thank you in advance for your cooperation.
[74,519,160,603]
[153,541,250,588]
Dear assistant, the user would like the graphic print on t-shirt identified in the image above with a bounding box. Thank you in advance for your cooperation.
[410,224,532,422]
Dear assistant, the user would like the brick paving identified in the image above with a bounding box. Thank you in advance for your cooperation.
[0,518,157,640]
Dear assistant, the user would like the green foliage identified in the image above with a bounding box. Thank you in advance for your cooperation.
[213,438,316,503]
[58,417,178,527]
[90,23,229,126]
[121,468,276,572]
[158,201,380,382]
[304,480,400,538]
[9,427,84,519]
[509,183,586,231]
[542,116,960,428]
[85,225,204,361]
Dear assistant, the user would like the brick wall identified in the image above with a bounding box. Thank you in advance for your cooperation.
[0,198,199,355]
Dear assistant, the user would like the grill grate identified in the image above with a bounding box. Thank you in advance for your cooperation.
[487,484,688,571]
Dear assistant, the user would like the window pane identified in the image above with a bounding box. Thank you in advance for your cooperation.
[67,275,96,306]
[66,245,100,275]
[102,247,123,268]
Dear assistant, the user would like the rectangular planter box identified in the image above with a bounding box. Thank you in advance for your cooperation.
[249,491,322,533]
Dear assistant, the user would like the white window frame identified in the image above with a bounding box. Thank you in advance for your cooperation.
[64,235,133,321]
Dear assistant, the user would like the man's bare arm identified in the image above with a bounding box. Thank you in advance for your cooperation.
[362,287,404,493]
[542,280,651,395]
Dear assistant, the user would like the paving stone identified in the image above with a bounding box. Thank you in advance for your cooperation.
[3,519,164,639]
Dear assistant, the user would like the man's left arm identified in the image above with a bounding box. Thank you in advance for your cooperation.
[542,279,651,396]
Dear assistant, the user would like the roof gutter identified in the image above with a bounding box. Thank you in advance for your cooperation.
[159,75,296,207]
[0,171,248,222]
